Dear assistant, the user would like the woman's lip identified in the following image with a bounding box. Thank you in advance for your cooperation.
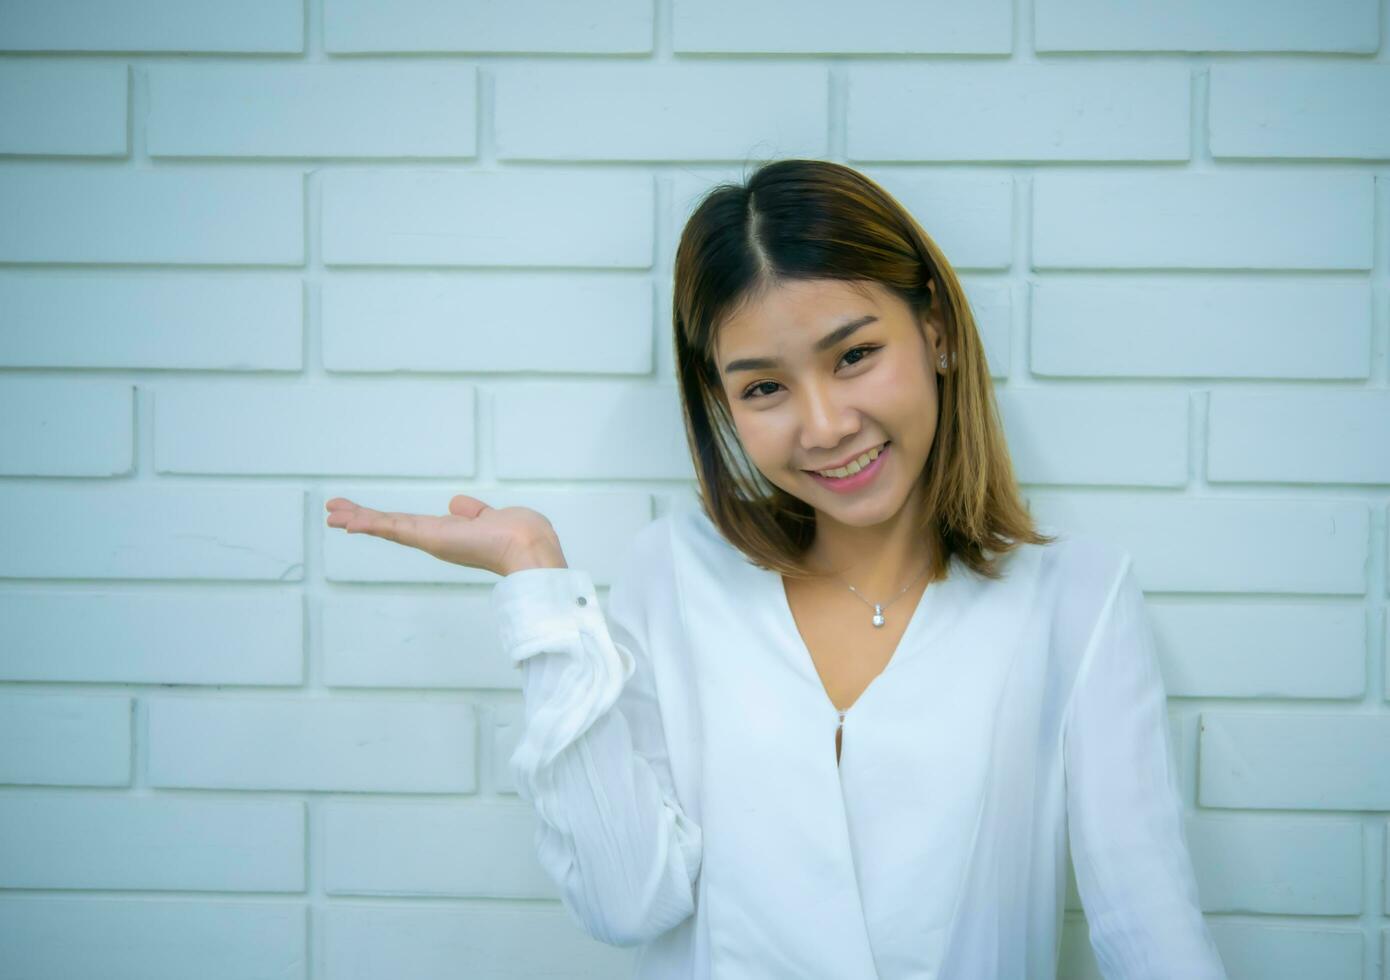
[805,441,891,493]
[803,441,890,473]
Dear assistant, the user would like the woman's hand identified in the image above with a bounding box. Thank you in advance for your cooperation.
[324,494,568,576]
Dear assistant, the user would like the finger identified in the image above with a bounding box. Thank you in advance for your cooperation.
[355,511,427,551]
[448,494,492,519]
[325,500,366,528]
[335,505,386,532]
[388,512,434,550]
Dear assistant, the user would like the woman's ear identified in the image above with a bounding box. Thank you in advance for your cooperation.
[920,280,947,364]
[928,328,946,371]
[919,308,945,361]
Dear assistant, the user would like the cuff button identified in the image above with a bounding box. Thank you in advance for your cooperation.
[576,596,588,606]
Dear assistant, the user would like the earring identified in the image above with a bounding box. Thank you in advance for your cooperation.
[938,352,949,369]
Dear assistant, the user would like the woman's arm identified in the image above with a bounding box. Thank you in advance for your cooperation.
[1062,556,1227,979]
[491,519,701,948]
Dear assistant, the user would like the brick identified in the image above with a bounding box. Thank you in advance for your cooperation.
[0,0,303,52]
[322,591,517,690]
[997,387,1188,486]
[1208,389,1390,484]
[1027,493,1368,594]
[1033,172,1373,270]
[0,793,304,891]
[1184,814,1363,914]
[854,171,1015,270]
[154,382,476,477]
[1200,712,1390,810]
[147,696,478,793]
[0,167,303,265]
[0,379,133,476]
[1211,64,1390,160]
[0,591,303,685]
[0,62,126,155]
[493,382,691,479]
[322,273,652,374]
[1204,921,1362,980]
[0,272,303,370]
[322,169,652,268]
[961,281,1014,377]
[0,485,303,581]
[325,0,652,53]
[323,799,551,897]
[495,63,827,161]
[0,694,130,786]
[1035,0,1377,53]
[492,704,523,796]
[1031,280,1372,379]
[148,65,477,160]
[1164,712,1193,805]
[1149,601,1364,699]
[850,64,1188,161]
[673,0,1010,53]
[0,897,307,979]
[322,903,632,976]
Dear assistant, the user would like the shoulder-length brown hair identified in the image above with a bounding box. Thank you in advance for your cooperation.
[672,158,1053,583]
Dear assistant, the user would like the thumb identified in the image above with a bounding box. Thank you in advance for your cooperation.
[448,494,492,519]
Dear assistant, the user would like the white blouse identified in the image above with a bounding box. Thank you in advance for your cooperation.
[490,507,1228,979]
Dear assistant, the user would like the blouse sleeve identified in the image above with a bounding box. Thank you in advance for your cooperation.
[489,524,702,948]
[1061,555,1228,979]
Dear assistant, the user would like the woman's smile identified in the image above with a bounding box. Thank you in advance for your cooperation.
[804,441,891,494]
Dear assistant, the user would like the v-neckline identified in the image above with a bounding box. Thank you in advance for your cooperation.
[768,555,954,720]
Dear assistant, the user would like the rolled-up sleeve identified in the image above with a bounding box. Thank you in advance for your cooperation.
[490,536,702,948]
[1062,556,1227,979]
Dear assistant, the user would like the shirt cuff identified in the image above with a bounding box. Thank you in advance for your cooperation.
[490,567,604,667]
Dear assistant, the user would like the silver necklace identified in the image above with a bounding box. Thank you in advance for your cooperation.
[834,560,932,628]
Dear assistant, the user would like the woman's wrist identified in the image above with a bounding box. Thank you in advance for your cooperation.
[498,537,569,575]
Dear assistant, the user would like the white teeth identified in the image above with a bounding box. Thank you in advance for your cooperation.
[815,443,884,478]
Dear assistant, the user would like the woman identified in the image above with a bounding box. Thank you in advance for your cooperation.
[325,159,1228,979]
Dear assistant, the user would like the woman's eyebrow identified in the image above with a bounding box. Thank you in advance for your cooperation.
[722,315,879,375]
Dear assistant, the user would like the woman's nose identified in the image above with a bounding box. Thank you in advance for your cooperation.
[797,383,858,450]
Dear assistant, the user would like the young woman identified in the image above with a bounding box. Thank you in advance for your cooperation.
[325,159,1228,979]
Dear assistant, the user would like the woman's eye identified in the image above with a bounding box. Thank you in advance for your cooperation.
[741,380,780,400]
[839,344,880,367]
[739,344,881,400]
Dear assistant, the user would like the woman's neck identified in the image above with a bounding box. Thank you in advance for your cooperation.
[801,499,936,597]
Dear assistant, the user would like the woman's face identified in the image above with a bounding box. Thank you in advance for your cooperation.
[714,277,946,529]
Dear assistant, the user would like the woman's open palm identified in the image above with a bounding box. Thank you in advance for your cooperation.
[324,494,563,577]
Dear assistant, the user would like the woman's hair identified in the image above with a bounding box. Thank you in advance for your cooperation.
[672,157,1054,583]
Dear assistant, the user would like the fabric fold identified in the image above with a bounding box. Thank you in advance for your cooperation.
[1062,558,1228,979]
[490,542,703,948]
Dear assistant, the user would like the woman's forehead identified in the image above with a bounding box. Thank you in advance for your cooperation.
[716,279,893,351]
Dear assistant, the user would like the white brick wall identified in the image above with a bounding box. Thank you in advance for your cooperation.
[0,1,1385,978]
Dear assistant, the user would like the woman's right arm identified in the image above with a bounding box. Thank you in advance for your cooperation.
[324,495,701,945]
[492,519,703,948]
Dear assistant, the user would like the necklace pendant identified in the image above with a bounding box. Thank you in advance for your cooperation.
[872,604,885,628]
